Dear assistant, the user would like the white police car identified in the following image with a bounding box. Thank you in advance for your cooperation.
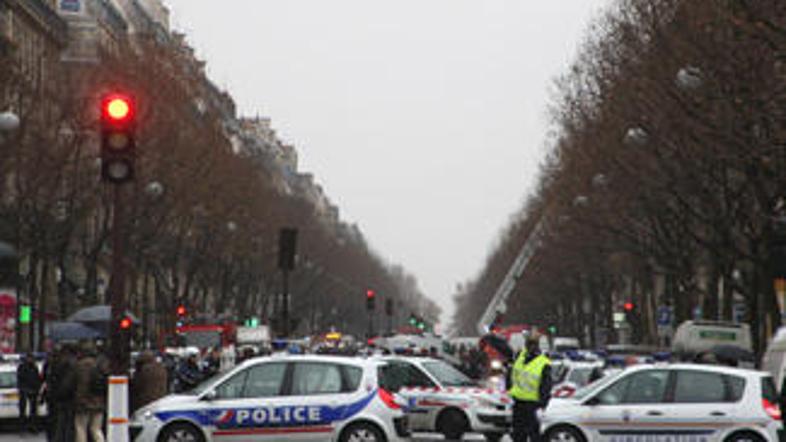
[542,364,783,442]
[130,355,410,442]
[380,357,510,442]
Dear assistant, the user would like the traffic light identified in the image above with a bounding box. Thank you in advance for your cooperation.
[100,93,136,184]
[366,289,376,311]
[19,305,31,324]
[624,301,640,342]
[176,304,187,317]
[547,324,557,335]
[409,314,418,326]
[119,316,132,330]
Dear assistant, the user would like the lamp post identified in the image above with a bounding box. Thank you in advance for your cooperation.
[142,181,164,347]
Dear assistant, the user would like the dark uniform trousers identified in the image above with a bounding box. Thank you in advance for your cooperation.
[512,400,541,442]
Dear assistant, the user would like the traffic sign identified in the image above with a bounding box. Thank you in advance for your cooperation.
[656,305,673,326]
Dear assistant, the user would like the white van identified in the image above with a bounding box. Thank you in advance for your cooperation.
[763,326,786,391]
[672,320,752,356]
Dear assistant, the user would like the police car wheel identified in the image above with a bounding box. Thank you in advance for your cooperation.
[545,425,585,442]
[157,422,205,442]
[725,431,765,442]
[437,408,469,440]
[340,422,385,442]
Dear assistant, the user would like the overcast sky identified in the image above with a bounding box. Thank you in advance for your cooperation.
[163,0,611,328]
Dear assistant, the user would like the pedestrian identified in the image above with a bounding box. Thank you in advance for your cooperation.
[73,341,107,442]
[507,333,552,442]
[16,353,42,432]
[131,351,168,413]
[48,344,78,442]
[175,353,202,392]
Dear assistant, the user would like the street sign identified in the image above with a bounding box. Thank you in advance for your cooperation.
[656,305,673,326]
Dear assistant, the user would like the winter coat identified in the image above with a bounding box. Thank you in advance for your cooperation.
[74,356,106,412]
[131,354,168,412]
[16,360,42,394]
[49,357,77,406]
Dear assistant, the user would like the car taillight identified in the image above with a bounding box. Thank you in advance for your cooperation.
[378,388,401,410]
[762,399,781,421]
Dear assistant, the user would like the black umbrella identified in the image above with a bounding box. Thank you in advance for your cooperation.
[49,321,104,342]
[710,345,754,363]
[480,333,514,362]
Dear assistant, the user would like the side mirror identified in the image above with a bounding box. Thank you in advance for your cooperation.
[201,390,217,401]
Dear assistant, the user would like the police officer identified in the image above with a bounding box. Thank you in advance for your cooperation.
[508,332,552,442]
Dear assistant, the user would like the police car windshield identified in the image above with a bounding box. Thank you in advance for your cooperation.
[189,371,226,396]
[422,361,476,387]
[571,369,624,401]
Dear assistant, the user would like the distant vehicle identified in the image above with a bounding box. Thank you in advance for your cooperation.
[672,320,752,357]
[176,323,236,349]
[235,326,270,348]
[130,354,410,442]
[0,363,46,420]
[762,326,786,391]
[542,364,783,442]
[551,361,604,398]
[551,337,580,353]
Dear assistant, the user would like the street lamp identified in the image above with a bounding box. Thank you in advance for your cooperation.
[145,181,164,199]
[592,173,608,188]
[573,195,589,208]
[0,111,20,133]
[624,127,649,147]
[676,66,704,91]
[0,111,20,145]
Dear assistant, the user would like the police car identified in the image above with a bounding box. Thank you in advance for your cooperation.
[542,364,782,442]
[130,355,410,442]
[379,357,510,442]
[0,362,46,420]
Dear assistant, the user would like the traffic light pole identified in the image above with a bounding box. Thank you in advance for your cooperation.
[281,268,290,338]
[109,184,130,375]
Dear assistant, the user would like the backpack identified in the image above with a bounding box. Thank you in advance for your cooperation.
[89,364,108,396]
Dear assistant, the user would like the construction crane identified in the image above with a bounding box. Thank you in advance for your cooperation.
[476,219,545,335]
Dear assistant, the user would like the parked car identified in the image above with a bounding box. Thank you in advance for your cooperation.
[130,354,410,442]
[380,356,510,442]
[542,364,782,442]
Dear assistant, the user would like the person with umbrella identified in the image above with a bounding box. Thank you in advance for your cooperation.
[507,332,552,442]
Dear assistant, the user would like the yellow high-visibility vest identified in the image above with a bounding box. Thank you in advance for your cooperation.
[508,352,550,402]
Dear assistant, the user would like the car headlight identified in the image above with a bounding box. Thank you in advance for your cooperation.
[132,408,155,422]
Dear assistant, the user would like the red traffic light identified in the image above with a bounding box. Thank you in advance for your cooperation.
[119,317,132,330]
[176,305,187,316]
[366,289,375,299]
[102,95,134,124]
[624,302,634,311]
